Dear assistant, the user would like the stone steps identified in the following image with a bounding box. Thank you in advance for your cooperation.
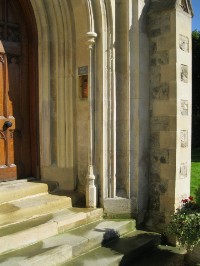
[0,180,183,265]
[0,207,103,255]
[0,180,103,257]
[0,219,139,265]
[66,230,161,266]
[67,241,186,266]
[0,193,72,227]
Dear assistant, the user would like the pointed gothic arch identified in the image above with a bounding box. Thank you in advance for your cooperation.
[18,0,39,178]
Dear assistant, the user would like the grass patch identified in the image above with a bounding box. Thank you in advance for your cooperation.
[191,148,200,198]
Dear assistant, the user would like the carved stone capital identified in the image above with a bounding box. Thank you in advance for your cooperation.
[86,31,97,49]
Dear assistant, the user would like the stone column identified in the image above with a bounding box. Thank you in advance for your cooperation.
[86,31,97,208]
[147,0,193,230]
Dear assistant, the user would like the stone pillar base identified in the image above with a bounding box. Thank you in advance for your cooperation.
[86,165,96,208]
[104,198,132,218]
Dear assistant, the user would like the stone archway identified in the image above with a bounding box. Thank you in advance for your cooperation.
[29,0,77,189]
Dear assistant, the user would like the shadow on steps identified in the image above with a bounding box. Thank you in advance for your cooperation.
[102,232,186,266]
[29,179,86,208]
[120,247,186,266]
[50,190,86,208]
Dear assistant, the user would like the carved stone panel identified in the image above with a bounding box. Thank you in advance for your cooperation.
[181,100,188,116]
[180,130,188,148]
[179,34,189,52]
[180,0,189,13]
[179,162,187,179]
[179,0,193,15]
[181,64,188,83]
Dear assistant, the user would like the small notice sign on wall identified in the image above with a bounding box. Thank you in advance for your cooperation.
[78,66,88,76]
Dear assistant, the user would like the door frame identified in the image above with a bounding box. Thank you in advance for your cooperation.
[18,0,39,178]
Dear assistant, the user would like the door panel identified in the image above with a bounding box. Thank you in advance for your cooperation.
[0,0,32,180]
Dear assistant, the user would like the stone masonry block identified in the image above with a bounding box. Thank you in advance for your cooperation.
[160,131,176,148]
[151,149,169,164]
[151,117,170,131]
[150,51,169,66]
[151,83,169,100]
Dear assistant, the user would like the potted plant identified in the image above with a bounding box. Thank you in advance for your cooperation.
[167,191,200,265]
[167,196,200,249]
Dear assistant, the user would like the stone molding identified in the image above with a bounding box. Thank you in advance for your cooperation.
[148,0,193,16]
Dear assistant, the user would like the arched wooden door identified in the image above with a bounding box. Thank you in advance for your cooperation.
[0,0,38,180]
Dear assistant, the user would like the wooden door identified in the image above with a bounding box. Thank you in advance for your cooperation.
[0,0,35,180]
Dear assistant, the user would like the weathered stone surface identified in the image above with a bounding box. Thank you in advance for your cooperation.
[149,172,160,182]
[151,149,169,164]
[151,117,170,131]
[151,51,169,66]
[151,83,169,100]
[150,66,161,86]
[148,0,193,16]
[148,0,192,231]
[2,0,192,236]
[150,132,160,148]
[150,41,157,54]
[179,34,189,52]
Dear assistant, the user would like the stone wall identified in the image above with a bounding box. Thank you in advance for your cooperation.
[146,0,192,230]
[29,0,193,226]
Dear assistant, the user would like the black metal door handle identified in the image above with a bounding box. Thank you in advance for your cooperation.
[3,121,12,130]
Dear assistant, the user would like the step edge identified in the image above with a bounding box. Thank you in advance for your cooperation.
[0,192,49,206]
[66,230,161,264]
[60,219,136,259]
[0,220,59,255]
[0,219,136,264]
[0,210,104,256]
[0,182,49,204]
[0,208,103,233]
